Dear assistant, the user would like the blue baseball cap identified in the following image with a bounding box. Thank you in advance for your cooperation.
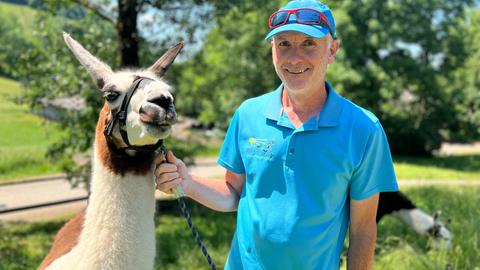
[265,0,336,40]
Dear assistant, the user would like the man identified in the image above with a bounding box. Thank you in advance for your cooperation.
[155,0,398,269]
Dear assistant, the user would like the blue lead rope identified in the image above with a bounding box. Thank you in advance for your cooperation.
[158,146,217,270]
[177,196,217,270]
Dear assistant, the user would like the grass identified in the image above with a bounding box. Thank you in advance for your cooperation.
[394,154,480,180]
[1,186,479,269]
[154,202,235,269]
[0,77,64,182]
[0,217,66,270]
[0,202,237,270]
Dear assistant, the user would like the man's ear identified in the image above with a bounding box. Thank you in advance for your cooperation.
[328,38,340,64]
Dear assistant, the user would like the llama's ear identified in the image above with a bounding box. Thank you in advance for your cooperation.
[148,42,184,77]
[63,32,113,89]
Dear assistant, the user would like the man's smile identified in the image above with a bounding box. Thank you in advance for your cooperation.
[284,67,310,74]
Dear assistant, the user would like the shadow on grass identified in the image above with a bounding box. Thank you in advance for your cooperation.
[394,154,480,172]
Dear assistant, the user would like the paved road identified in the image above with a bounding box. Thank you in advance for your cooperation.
[0,158,223,222]
[1,157,479,222]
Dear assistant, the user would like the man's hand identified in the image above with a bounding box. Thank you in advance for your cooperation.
[154,150,190,194]
[154,150,244,212]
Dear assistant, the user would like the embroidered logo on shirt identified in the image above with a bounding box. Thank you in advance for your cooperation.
[246,137,275,160]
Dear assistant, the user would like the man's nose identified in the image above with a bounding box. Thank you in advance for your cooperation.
[287,47,304,64]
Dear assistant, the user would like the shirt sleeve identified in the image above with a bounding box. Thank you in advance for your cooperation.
[217,109,245,174]
[349,122,398,200]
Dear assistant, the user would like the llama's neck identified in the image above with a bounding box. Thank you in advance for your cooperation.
[82,144,157,268]
[47,141,157,270]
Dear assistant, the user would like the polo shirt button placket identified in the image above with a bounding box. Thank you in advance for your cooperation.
[285,135,296,165]
[284,135,296,184]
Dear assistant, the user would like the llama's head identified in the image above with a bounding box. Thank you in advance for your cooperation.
[63,33,183,151]
[427,210,452,250]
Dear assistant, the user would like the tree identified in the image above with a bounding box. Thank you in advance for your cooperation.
[32,0,240,67]
[13,0,240,181]
[328,0,477,155]
[443,8,480,142]
[13,7,118,182]
[0,3,37,79]
[174,0,281,129]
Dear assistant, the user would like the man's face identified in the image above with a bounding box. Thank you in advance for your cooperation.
[271,31,338,94]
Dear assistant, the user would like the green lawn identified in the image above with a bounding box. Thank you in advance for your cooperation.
[394,154,480,180]
[1,186,478,269]
[0,77,64,182]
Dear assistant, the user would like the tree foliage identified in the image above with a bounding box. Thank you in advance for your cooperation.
[12,5,118,181]
[175,0,480,156]
[6,0,480,166]
[0,3,37,79]
[173,0,281,129]
[443,8,480,142]
[10,0,239,180]
[330,0,478,155]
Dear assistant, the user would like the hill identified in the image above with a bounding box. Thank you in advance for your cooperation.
[0,0,28,5]
[0,77,63,182]
[0,1,37,31]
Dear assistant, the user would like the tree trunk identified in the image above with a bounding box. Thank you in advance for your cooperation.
[117,0,139,67]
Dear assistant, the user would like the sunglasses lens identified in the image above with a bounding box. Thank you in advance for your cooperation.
[296,9,322,24]
[271,11,289,27]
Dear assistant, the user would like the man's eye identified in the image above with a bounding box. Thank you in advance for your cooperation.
[303,40,316,46]
[102,91,120,102]
[278,41,290,47]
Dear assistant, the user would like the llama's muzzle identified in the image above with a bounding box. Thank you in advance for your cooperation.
[139,102,177,126]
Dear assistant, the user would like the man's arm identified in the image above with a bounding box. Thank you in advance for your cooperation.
[186,170,245,212]
[347,193,379,270]
[155,150,245,212]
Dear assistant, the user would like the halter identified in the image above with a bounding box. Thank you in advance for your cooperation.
[103,77,164,153]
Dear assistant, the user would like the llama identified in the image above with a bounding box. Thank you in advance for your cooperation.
[38,33,183,270]
[377,191,452,249]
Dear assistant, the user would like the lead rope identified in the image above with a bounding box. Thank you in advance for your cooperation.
[158,146,217,270]
[177,196,217,270]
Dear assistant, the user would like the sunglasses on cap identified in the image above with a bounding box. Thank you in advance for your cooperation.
[268,8,336,39]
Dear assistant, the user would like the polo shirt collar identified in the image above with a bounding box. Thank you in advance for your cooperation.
[263,81,344,128]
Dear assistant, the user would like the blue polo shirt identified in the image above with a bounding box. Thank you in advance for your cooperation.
[217,82,398,270]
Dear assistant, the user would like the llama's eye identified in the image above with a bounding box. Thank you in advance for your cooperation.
[102,91,120,102]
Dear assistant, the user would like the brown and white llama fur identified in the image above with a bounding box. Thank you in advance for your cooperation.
[38,33,183,270]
